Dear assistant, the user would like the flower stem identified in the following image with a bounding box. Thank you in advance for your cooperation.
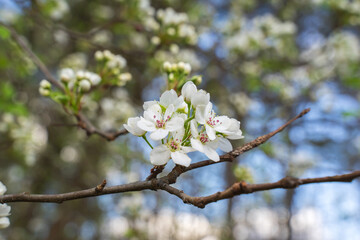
[142,135,153,149]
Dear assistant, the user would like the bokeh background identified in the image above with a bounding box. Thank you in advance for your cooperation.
[0,0,360,239]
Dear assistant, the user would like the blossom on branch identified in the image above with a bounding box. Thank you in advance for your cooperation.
[124,62,243,167]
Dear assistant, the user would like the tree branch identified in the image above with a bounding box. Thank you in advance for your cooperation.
[162,171,360,208]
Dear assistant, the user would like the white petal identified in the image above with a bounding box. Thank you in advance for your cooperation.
[164,104,175,120]
[195,105,207,124]
[143,101,157,110]
[137,118,156,132]
[160,89,178,107]
[190,138,204,152]
[173,95,185,110]
[181,81,197,102]
[190,120,199,137]
[218,138,233,152]
[150,129,169,140]
[166,117,184,132]
[214,116,231,132]
[0,182,6,195]
[123,117,146,136]
[191,90,210,107]
[206,125,216,140]
[0,204,10,217]
[181,146,195,153]
[171,151,192,167]
[203,145,220,161]
[0,217,9,229]
[150,145,171,165]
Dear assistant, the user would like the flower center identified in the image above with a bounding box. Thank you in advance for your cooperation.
[154,115,171,128]
[168,138,181,151]
[199,133,209,144]
[206,116,220,127]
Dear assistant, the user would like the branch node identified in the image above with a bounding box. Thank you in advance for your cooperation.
[239,181,253,194]
[95,180,107,193]
[280,176,300,189]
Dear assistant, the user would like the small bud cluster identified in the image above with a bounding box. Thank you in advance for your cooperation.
[39,50,131,114]
[39,80,52,96]
[95,50,132,86]
[162,61,201,90]
[124,62,243,167]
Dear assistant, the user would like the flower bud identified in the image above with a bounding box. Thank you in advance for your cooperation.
[184,63,191,74]
[39,88,50,96]
[171,63,178,71]
[95,51,104,61]
[177,62,185,71]
[60,68,75,83]
[163,61,172,71]
[168,73,175,82]
[79,79,91,92]
[193,75,202,85]
[151,36,161,45]
[40,79,51,89]
[119,72,132,82]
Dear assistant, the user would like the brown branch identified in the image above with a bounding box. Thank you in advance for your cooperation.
[75,112,128,141]
[161,170,360,208]
[1,170,358,208]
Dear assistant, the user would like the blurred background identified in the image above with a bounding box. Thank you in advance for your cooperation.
[0,0,359,239]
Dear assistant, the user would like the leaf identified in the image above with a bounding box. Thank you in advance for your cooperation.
[0,26,10,40]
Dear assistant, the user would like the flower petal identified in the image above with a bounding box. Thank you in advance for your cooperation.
[203,145,220,162]
[166,117,184,132]
[190,138,204,152]
[137,118,156,132]
[171,151,192,167]
[0,217,9,229]
[195,105,207,124]
[150,129,169,140]
[218,137,233,152]
[206,125,216,140]
[160,89,178,107]
[150,145,171,165]
[0,204,11,217]
[143,101,157,110]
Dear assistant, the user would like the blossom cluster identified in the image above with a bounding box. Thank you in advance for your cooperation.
[0,182,11,229]
[142,6,198,46]
[38,50,131,114]
[124,73,243,167]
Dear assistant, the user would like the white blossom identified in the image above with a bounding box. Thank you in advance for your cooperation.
[181,81,197,102]
[137,103,184,140]
[150,130,194,166]
[123,117,146,136]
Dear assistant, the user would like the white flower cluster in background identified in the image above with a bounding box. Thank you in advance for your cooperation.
[140,3,198,46]
[224,14,296,56]
[124,69,243,167]
[154,47,203,71]
[0,182,11,229]
[95,50,132,86]
[0,114,48,166]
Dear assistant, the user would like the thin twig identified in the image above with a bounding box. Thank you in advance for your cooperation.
[161,170,360,208]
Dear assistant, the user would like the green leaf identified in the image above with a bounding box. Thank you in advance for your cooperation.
[0,26,10,40]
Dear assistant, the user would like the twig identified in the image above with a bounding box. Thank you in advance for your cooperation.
[161,170,360,208]
[0,170,359,207]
